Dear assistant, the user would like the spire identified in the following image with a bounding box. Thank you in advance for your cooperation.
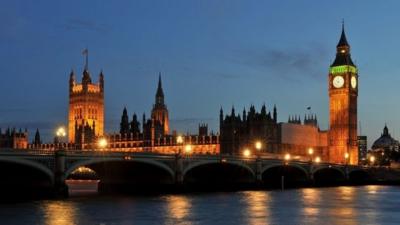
[337,20,349,47]
[383,124,389,136]
[34,128,41,145]
[120,107,130,135]
[155,73,164,105]
[331,21,355,67]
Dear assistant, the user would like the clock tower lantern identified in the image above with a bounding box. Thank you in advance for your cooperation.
[328,24,358,165]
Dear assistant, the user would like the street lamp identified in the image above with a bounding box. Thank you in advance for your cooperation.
[243,148,251,158]
[370,156,375,166]
[55,126,66,149]
[284,153,291,162]
[184,144,192,155]
[255,141,262,151]
[97,137,108,149]
[315,156,321,163]
[308,147,314,162]
[176,135,184,156]
[344,152,349,165]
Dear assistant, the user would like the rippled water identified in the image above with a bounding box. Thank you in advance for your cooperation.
[0,186,399,225]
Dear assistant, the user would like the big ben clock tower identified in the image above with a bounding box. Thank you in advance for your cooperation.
[328,24,358,165]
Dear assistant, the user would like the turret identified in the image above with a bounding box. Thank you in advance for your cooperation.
[99,70,104,92]
[120,107,130,135]
[219,107,224,127]
[273,105,277,122]
[34,128,41,145]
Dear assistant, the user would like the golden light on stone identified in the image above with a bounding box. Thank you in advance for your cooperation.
[176,135,183,144]
[315,156,321,163]
[308,148,314,155]
[284,153,291,161]
[344,152,349,159]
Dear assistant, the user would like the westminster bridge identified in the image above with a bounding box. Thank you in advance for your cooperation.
[0,148,374,197]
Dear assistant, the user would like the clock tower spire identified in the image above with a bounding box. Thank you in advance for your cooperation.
[328,23,358,165]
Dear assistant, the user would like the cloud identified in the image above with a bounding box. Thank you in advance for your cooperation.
[232,45,329,81]
[62,19,110,33]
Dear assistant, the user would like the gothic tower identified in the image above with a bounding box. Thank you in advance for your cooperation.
[151,73,169,135]
[68,50,104,144]
[328,24,358,165]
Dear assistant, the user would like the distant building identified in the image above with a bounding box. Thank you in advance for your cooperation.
[219,104,279,155]
[372,125,399,152]
[113,75,219,155]
[68,51,104,147]
[357,136,367,164]
[0,128,28,149]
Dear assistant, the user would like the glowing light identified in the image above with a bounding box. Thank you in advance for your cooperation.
[308,148,314,155]
[184,144,192,154]
[176,135,183,144]
[97,138,108,148]
[315,156,321,163]
[243,149,251,158]
[56,127,66,137]
[255,141,262,151]
[344,152,349,159]
[370,156,375,163]
[284,153,291,161]
[329,65,358,74]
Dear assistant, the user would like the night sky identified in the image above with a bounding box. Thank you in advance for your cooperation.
[1,1,399,148]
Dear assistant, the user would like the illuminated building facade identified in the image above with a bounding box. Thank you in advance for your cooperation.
[68,52,104,145]
[114,75,219,154]
[0,128,28,149]
[328,24,358,165]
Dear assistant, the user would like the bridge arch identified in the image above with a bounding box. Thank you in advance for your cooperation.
[312,165,346,178]
[0,157,54,184]
[261,163,309,176]
[348,168,370,183]
[66,158,175,179]
[183,160,255,178]
[312,165,346,185]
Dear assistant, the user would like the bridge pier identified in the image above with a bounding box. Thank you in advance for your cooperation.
[255,159,262,185]
[54,150,68,197]
[174,154,183,186]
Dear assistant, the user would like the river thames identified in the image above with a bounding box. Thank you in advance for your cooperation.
[0,185,399,225]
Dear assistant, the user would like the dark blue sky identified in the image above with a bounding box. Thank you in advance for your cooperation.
[1,0,399,147]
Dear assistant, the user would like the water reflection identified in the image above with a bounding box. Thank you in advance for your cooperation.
[301,188,321,218]
[243,191,271,225]
[42,201,77,225]
[165,195,191,222]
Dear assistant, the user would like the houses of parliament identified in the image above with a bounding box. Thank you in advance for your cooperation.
[1,26,358,165]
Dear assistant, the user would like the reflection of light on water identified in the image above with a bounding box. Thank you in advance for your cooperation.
[338,186,356,201]
[243,191,270,225]
[166,195,191,221]
[301,188,321,217]
[43,201,77,225]
[366,185,381,194]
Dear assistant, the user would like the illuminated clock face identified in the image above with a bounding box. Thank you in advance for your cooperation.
[351,76,357,88]
[333,76,344,88]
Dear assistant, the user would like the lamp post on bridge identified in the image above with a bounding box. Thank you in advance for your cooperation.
[344,152,350,180]
[175,135,184,185]
[281,153,291,191]
[55,126,66,150]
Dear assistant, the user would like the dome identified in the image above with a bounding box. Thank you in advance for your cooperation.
[372,125,399,150]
